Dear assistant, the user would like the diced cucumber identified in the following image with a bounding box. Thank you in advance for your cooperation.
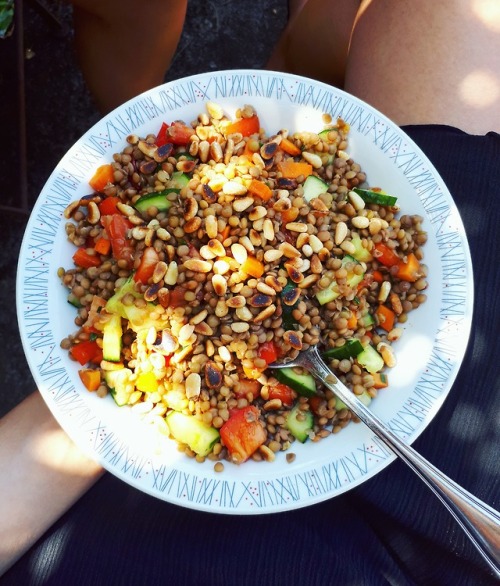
[166,411,220,457]
[134,189,178,214]
[359,391,372,406]
[335,397,348,411]
[323,339,364,361]
[286,403,314,443]
[350,234,373,262]
[273,367,317,397]
[315,255,364,305]
[122,302,163,331]
[102,314,123,362]
[303,175,329,202]
[168,171,191,189]
[357,344,384,373]
[105,276,141,318]
[358,312,375,328]
[353,188,397,207]
[105,368,133,406]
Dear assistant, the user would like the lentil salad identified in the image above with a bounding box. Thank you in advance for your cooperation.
[60,102,428,467]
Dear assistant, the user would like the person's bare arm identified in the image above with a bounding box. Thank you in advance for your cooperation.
[0,392,103,576]
[345,0,500,134]
[267,0,360,88]
[71,0,188,113]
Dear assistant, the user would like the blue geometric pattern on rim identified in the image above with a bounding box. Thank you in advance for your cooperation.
[17,70,473,513]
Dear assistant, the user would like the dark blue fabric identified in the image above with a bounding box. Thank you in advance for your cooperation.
[3,126,499,586]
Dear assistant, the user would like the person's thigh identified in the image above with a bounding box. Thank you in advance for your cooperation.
[345,0,500,134]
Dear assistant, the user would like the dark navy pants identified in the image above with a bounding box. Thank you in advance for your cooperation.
[3,127,499,586]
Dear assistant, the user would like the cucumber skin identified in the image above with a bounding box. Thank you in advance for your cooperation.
[273,367,317,397]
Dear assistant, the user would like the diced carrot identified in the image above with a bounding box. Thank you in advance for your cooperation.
[220,406,267,463]
[396,252,423,283]
[279,137,302,156]
[78,369,101,392]
[223,114,260,137]
[72,247,102,268]
[277,160,313,179]
[372,372,389,389]
[240,256,265,278]
[89,164,115,193]
[94,237,111,256]
[372,270,384,283]
[169,286,187,308]
[280,206,300,225]
[220,225,231,241]
[247,179,273,202]
[347,313,358,329]
[375,304,396,332]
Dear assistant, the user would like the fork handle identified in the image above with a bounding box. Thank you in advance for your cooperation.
[304,346,500,578]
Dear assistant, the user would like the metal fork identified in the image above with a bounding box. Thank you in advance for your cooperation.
[268,345,500,577]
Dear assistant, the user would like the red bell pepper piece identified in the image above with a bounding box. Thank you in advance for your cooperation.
[70,340,102,366]
[156,122,169,146]
[220,406,267,463]
[166,121,196,145]
[257,341,279,365]
[72,247,101,268]
[98,196,121,216]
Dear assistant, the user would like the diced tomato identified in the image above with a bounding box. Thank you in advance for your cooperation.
[166,121,196,145]
[169,286,187,308]
[220,406,267,463]
[268,383,295,406]
[70,340,102,366]
[89,164,115,193]
[98,196,121,216]
[134,246,160,284]
[309,395,325,415]
[156,122,169,146]
[101,214,134,268]
[234,378,261,400]
[257,341,279,365]
[72,247,101,268]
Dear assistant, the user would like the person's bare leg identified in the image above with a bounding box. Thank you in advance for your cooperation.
[72,0,188,113]
[345,0,500,134]
[267,0,360,88]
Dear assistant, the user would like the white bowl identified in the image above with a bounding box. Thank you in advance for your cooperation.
[17,70,473,514]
